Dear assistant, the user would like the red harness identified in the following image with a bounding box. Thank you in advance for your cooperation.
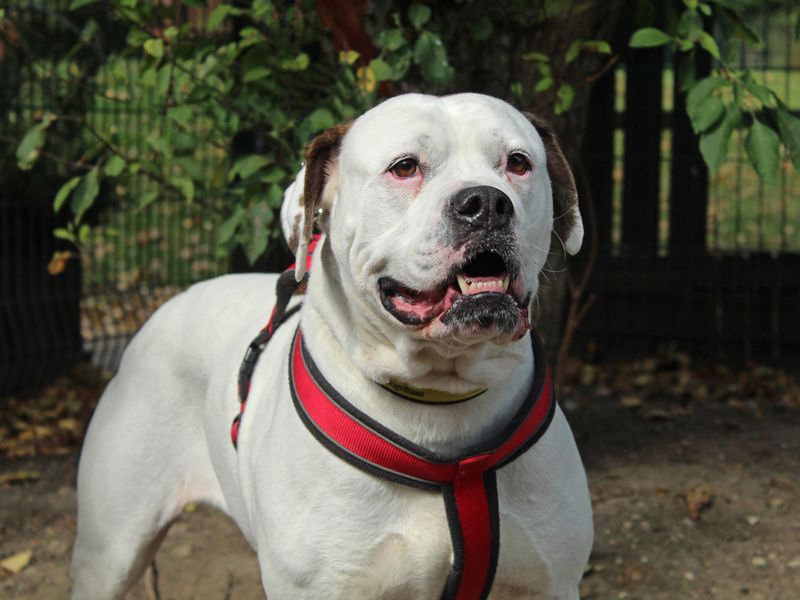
[233,239,556,600]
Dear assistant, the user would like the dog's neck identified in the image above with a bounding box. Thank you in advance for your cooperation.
[299,240,535,453]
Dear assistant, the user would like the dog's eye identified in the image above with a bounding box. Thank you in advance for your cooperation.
[390,158,418,179]
[506,153,531,175]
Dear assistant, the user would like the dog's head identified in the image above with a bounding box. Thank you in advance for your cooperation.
[282,93,582,350]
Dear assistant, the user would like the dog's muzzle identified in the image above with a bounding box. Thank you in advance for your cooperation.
[378,186,529,336]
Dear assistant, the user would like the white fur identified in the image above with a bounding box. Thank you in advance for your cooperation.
[71,94,592,599]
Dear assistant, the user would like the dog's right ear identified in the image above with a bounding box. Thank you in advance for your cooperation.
[282,122,351,281]
[524,113,583,256]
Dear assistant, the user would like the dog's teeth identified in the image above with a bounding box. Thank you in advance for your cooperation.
[502,276,510,292]
[456,274,470,293]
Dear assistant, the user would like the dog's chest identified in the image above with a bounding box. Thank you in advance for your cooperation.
[256,451,556,598]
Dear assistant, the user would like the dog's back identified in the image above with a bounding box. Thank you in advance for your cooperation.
[70,274,280,599]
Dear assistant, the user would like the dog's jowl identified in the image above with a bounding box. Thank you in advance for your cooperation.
[71,93,592,600]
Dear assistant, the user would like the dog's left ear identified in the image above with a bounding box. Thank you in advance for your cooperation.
[289,122,351,281]
[524,113,584,255]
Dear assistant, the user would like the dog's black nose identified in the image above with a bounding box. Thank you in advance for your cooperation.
[449,186,514,231]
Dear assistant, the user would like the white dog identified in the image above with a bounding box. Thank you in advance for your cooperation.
[71,93,592,599]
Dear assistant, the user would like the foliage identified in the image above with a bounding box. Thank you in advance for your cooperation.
[4,0,798,266]
[628,0,800,184]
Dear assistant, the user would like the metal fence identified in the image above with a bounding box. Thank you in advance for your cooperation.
[2,1,798,395]
[579,1,800,360]
[1,0,228,395]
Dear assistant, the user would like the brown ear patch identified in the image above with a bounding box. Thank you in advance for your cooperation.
[523,113,578,246]
[301,122,352,245]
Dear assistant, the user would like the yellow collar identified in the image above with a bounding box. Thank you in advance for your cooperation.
[381,381,487,404]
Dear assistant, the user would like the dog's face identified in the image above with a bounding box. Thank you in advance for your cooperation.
[283,93,582,348]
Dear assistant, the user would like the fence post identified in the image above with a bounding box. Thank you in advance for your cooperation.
[621,28,664,257]
[669,52,710,255]
[0,171,83,397]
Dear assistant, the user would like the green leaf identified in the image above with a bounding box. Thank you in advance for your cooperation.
[369,58,394,82]
[776,103,800,169]
[207,4,242,31]
[16,115,56,170]
[699,106,740,172]
[686,77,729,116]
[721,7,762,47]
[408,3,432,30]
[167,105,193,126]
[266,183,283,208]
[533,77,554,93]
[677,7,703,39]
[554,83,575,115]
[244,203,273,263]
[742,75,777,110]
[565,40,581,65]
[171,177,195,202]
[678,52,697,91]
[104,155,126,177]
[413,31,454,86]
[218,206,245,245]
[143,38,164,59]
[54,228,76,243]
[260,167,287,184]
[581,40,612,54]
[137,191,158,209]
[54,177,81,213]
[176,157,203,181]
[146,133,173,159]
[71,168,100,222]
[377,28,406,51]
[522,51,550,63]
[69,0,100,9]
[279,53,310,71]
[307,108,335,133]
[745,118,780,183]
[243,66,271,82]
[629,27,672,48]
[696,31,720,59]
[230,155,271,182]
[690,95,725,133]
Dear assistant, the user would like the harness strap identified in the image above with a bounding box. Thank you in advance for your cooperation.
[290,328,555,600]
[231,235,320,447]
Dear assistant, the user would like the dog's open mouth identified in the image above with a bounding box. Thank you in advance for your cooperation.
[378,250,527,334]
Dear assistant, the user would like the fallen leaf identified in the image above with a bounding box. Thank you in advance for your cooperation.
[620,395,642,408]
[1,550,32,575]
[685,483,713,520]
[47,250,76,275]
[769,476,796,491]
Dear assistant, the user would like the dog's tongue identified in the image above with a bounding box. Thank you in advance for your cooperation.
[388,287,448,321]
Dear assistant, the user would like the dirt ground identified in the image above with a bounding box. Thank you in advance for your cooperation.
[1,359,799,599]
